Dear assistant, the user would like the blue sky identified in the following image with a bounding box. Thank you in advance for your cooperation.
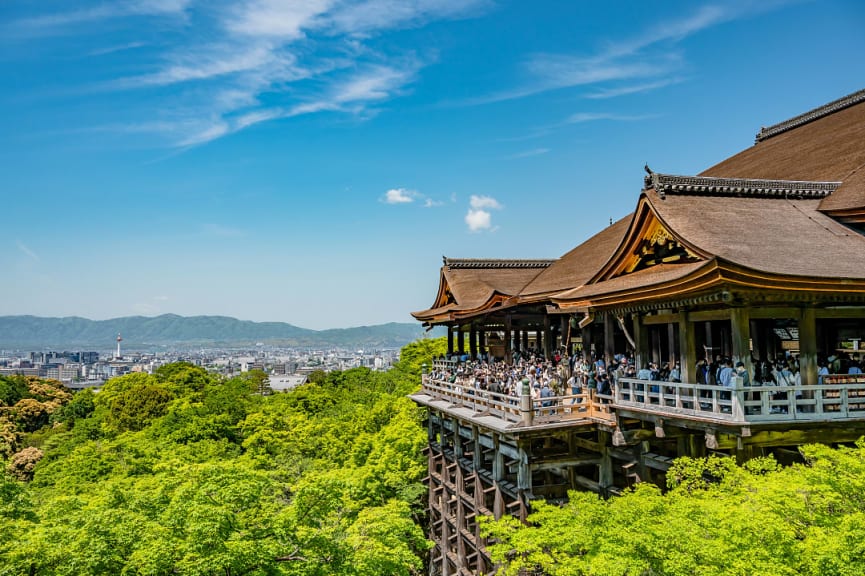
[1,0,864,330]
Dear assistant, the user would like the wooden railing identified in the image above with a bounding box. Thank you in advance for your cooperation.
[420,375,614,425]
[422,361,865,427]
[616,377,865,424]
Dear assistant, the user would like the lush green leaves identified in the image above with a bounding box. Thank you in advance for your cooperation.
[0,339,446,575]
[484,444,865,576]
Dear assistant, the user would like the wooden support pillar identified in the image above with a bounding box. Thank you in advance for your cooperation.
[598,431,614,495]
[604,313,616,365]
[667,323,676,368]
[504,315,513,364]
[469,324,477,360]
[522,329,529,353]
[799,307,818,386]
[679,311,696,384]
[479,330,486,358]
[633,313,649,370]
[730,307,752,377]
[582,324,593,361]
[543,315,552,359]
[457,328,465,356]
[492,434,505,520]
[705,321,714,361]
[516,440,531,522]
[560,316,569,351]
[447,326,454,355]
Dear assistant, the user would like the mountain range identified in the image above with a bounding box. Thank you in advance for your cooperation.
[0,314,435,350]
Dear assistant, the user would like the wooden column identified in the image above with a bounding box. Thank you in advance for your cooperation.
[604,313,616,364]
[469,323,477,360]
[457,327,465,356]
[582,324,593,361]
[522,329,529,353]
[633,314,649,370]
[799,307,818,386]
[447,326,454,355]
[679,311,696,384]
[667,323,676,368]
[560,316,569,351]
[730,307,752,377]
[543,315,552,359]
[479,330,486,358]
[504,315,513,364]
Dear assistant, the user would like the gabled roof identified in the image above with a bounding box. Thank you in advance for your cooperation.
[517,215,632,301]
[553,171,865,310]
[411,258,553,323]
[700,88,865,215]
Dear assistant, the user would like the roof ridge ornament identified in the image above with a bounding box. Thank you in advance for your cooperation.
[755,88,865,143]
[443,258,555,269]
[646,173,840,200]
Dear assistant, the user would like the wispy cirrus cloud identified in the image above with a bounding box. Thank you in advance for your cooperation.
[11,0,191,33]
[15,241,40,262]
[469,3,789,105]
[508,147,549,159]
[10,0,489,148]
[584,77,684,99]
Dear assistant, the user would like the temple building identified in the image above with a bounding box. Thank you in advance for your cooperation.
[411,88,865,576]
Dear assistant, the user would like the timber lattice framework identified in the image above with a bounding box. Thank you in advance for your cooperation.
[413,361,865,576]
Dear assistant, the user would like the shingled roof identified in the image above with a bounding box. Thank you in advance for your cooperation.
[411,258,553,323]
[701,88,865,215]
[518,215,631,301]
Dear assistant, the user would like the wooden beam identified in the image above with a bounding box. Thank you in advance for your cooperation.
[815,308,865,319]
[689,309,732,323]
[530,455,603,471]
[642,313,682,325]
[749,307,802,320]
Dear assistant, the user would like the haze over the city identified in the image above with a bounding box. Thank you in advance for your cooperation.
[2,0,863,329]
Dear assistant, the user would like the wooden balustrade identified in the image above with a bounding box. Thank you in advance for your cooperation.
[423,360,865,427]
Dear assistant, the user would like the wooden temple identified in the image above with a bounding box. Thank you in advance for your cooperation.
[410,88,865,576]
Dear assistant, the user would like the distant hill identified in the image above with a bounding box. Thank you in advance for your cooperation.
[0,314,435,350]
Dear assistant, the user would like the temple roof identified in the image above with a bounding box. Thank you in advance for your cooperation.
[518,215,631,301]
[700,88,865,214]
[411,258,552,323]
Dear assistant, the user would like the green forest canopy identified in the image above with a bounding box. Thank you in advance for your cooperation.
[4,336,865,576]
[0,338,446,576]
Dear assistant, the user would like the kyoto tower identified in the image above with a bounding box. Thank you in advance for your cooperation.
[115,333,123,359]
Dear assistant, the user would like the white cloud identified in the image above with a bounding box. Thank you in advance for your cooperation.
[585,78,684,99]
[509,147,549,159]
[423,198,443,208]
[566,112,656,123]
[12,0,190,33]
[15,241,40,262]
[465,209,491,232]
[383,188,418,204]
[465,194,502,232]
[468,3,786,105]
[469,195,502,210]
[18,1,489,147]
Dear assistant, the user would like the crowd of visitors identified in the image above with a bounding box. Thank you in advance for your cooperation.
[427,348,865,405]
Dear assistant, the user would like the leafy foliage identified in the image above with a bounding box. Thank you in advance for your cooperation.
[483,444,865,576]
[0,339,445,575]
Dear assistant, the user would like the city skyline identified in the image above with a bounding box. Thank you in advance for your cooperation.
[2,0,864,329]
